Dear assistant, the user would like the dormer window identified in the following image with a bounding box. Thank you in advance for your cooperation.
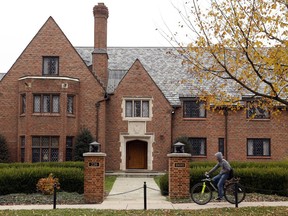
[246,101,270,119]
[43,57,59,76]
[183,100,206,118]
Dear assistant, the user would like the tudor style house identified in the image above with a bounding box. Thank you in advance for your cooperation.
[0,3,287,172]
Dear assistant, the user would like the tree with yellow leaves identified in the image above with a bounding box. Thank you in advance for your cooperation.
[166,0,288,112]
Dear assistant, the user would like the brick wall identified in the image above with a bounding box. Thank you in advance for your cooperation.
[0,17,105,162]
[83,153,106,203]
[168,153,191,199]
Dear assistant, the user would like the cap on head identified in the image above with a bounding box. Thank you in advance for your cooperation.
[215,152,223,161]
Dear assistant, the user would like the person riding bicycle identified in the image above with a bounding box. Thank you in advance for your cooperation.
[205,152,232,201]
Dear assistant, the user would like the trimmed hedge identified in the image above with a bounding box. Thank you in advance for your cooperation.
[159,161,288,197]
[0,161,84,169]
[0,165,84,195]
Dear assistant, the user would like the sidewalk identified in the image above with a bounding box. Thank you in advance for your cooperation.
[1,176,288,210]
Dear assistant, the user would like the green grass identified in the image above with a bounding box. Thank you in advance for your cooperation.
[1,207,288,215]
[105,176,117,192]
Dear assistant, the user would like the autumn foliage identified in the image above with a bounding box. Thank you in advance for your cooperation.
[165,0,288,112]
[36,173,60,195]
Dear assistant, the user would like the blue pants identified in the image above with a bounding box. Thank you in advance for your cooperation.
[212,173,229,198]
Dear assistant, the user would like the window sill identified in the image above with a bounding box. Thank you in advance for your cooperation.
[191,155,207,158]
[67,114,76,118]
[183,118,206,121]
[246,118,270,121]
[32,113,61,117]
[247,156,271,159]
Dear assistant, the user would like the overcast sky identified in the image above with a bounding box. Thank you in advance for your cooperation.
[0,0,201,73]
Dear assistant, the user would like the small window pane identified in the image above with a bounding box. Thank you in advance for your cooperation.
[67,96,74,114]
[218,138,224,155]
[42,148,49,162]
[32,137,41,147]
[51,137,59,147]
[32,148,40,162]
[51,149,59,162]
[42,137,50,147]
[187,138,206,156]
[34,95,41,113]
[21,94,26,114]
[52,95,59,113]
[125,101,132,117]
[134,101,141,117]
[142,101,149,117]
[247,139,270,156]
[43,95,50,113]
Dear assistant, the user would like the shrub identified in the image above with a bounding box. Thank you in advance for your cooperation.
[74,128,93,161]
[0,166,84,195]
[159,173,169,195]
[0,134,9,163]
[36,173,60,195]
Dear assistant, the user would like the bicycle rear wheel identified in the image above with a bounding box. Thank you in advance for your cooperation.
[191,182,212,205]
[224,183,246,204]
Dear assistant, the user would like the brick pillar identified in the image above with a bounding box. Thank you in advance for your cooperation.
[83,152,106,203]
[167,153,191,199]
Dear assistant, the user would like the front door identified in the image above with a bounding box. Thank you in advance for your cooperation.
[126,140,147,169]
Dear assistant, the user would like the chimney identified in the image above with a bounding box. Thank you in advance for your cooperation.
[92,3,109,87]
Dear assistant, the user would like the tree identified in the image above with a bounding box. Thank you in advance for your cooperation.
[0,134,9,162]
[74,128,93,161]
[163,0,288,112]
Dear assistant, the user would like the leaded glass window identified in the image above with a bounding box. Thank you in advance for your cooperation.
[183,100,206,118]
[67,95,74,114]
[43,57,59,75]
[246,101,270,119]
[32,136,59,162]
[21,94,26,114]
[247,139,270,156]
[66,137,73,161]
[33,94,59,113]
[20,136,25,162]
[187,138,206,156]
[125,99,150,118]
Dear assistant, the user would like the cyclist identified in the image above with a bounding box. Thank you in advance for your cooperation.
[205,152,232,201]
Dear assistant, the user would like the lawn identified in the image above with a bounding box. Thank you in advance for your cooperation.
[1,207,288,215]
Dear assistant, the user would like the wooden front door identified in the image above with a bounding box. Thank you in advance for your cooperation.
[126,140,147,169]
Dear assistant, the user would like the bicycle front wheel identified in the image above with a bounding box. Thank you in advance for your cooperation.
[191,182,212,205]
[224,183,246,204]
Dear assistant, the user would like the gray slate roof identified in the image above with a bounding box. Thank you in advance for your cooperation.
[76,47,203,106]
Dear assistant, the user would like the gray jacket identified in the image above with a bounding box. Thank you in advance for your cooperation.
[208,152,231,175]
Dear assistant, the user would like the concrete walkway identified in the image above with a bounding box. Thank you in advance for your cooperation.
[1,176,288,210]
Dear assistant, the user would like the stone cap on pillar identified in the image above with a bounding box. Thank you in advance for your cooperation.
[83,152,107,157]
[167,153,191,157]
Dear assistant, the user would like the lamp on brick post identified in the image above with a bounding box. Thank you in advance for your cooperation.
[89,141,101,152]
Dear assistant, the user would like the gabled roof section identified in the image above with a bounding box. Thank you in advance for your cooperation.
[76,47,197,106]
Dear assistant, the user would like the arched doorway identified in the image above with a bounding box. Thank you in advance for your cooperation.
[126,140,147,169]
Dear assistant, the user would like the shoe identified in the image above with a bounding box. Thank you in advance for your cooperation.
[215,197,222,201]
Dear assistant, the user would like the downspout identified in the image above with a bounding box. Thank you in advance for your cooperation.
[171,106,176,152]
[95,92,109,141]
[224,107,228,160]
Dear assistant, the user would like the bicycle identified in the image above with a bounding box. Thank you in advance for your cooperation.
[190,174,246,205]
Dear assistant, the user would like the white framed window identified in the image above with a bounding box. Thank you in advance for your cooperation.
[123,98,152,120]
[247,138,270,156]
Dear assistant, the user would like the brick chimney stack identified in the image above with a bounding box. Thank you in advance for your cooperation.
[92,3,109,87]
